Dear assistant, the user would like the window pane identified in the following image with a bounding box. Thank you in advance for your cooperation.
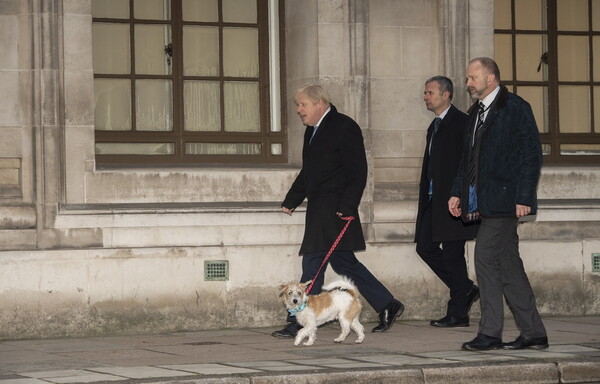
[224,82,260,132]
[594,0,600,31]
[595,87,600,133]
[184,81,221,132]
[494,34,513,81]
[541,143,551,155]
[94,79,131,131]
[134,0,171,20]
[515,34,547,81]
[271,143,282,155]
[92,23,130,74]
[559,86,591,133]
[560,144,600,155]
[183,26,219,76]
[494,0,511,29]
[92,0,129,18]
[223,28,259,77]
[594,36,600,80]
[185,143,261,155]
[135,25,172,75]
[516,86,548,133]
[223,0,257,23]
[557,36,589,81]
[557,0,588,31]
[96,143,174,155]
[182,0,218,22]
[515,0,545,30]
[136,80,173,131]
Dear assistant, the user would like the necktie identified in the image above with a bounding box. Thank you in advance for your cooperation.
[429,117,441,155]
[468,102,486,186]
[309,125,318,144]
[427,117,441,184]
[472,102,485,147]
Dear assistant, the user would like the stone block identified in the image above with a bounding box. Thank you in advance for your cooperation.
[63,14,93,71]
[422,363,558,384]
[64,69,94,126]
[371,78,432,131]
[286,25,319,81]
[0,15,19,69]
[369,0,437,27]
[318,23,349,77]
[558,361,600,384]
[370,27,403,77]
[0,72,22,126]
[285,0,317,29]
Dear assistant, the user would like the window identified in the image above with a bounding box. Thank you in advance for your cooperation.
[494,0,600,164]
[92,0,285,165]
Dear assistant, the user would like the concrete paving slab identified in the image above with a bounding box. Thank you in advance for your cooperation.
[158,363,261,375]
[350,354,453,366]
[20,370,125,384]
[227,361,324,372]
[87,366,195,379]
[413,350,523,363]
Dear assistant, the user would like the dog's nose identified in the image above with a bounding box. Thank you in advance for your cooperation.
[293,299,298,304]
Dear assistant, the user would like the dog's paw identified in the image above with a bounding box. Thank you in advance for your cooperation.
[334,338,344,343]
[355,336,365,344]
[303,340,314,346]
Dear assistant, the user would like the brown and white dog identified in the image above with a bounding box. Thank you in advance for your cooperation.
[279,277,365,346]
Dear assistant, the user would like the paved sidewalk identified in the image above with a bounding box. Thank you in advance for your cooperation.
[1,316,599,384]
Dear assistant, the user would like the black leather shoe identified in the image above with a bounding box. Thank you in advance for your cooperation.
[372,299,404,332]
[462,333,503,351]
[430,315,469,327]
[503,335,548,350]
[271,322,302,338]
[466,285,480,313]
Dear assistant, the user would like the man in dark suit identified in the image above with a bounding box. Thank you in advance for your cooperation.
[415,76,480,328]
[449,57,548,351]
[271,84,404,338]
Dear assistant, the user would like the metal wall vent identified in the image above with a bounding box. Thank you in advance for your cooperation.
[205,260,229,281]
[593,254,600,273]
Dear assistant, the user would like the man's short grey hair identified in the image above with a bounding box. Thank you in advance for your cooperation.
[425,75,454,100]
[295,84,331,106]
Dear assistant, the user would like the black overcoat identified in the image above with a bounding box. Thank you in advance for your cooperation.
[451,86,543,217]
[282,105,367,255]
[414,105,479,242]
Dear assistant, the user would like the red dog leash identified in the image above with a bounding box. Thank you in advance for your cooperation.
[305,215,355,294]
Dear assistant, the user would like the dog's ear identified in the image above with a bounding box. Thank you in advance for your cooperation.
[278,284,288,297]
[302,280,312,288]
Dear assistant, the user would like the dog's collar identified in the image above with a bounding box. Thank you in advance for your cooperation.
[287,300,307,316]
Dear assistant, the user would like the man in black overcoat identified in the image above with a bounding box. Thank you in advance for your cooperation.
[449,57,548,351]
[415,76,480,328]
[272,84,404,338]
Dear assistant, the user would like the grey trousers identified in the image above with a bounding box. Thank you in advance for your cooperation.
[475,216,546,339]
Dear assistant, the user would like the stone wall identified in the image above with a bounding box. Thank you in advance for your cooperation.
[0,0,598,340]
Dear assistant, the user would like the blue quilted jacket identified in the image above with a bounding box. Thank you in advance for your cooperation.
[451,86,542,218]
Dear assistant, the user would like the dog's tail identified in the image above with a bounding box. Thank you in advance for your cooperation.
[322,276,360,298]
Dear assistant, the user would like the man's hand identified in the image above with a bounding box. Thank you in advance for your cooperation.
[516,204,531,218]
[282,207,295,216]
[448,197,461,217]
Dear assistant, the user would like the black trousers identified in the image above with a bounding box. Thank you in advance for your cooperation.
[416,201,473,318]
[475,216,546,339]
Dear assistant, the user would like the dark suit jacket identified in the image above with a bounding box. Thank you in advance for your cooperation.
[282,104,367,255]
[415,105,479,242]
[451,86,543,217]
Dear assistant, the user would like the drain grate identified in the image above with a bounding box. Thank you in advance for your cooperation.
[593,254,600,272]
[204,260,229,281]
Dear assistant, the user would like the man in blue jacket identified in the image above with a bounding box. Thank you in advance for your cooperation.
[448,57,548,351]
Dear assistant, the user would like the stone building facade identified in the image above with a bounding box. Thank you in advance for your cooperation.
[0,0,598,339]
